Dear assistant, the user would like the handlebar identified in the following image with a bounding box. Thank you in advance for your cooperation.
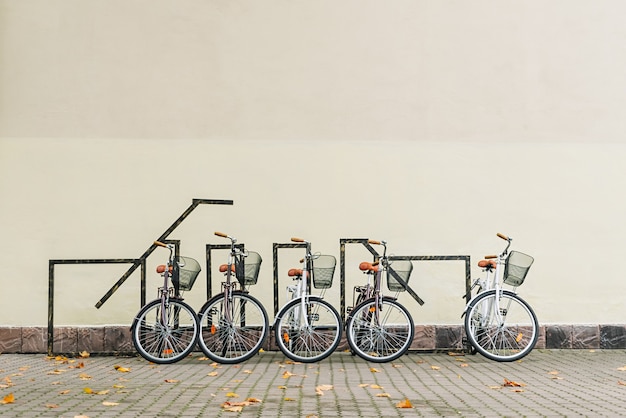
[291,237,305,243]
[497,232,510,241]
[214,231,228,238]
[154,241,168,248]
[368,239,381,245]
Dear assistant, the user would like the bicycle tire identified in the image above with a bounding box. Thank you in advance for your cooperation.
[197,292,269,364]
[464,290,538,362]
[346,298,414,363]
[131,298,199,364]
[274,297,342,363]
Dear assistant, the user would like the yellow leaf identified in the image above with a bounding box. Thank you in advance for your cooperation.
[315,384,333,395]
[223,406,243,412]
[617,366,626,371]
[96,390,110,395]
[459,363,469,368]
[396,398,413,408]
[376,393,391,397]
[164,379,179,383]
[370,367,380,373]
[102,401,119,406]
[284,397,295,401]
[243,370,253,374]
[358,383,369,388]
[46,404,59,408]
[114,366,131,373]
[1,393,15,404]
[431,365,440,370]
[282,371,295,378]
[208,372,218,377]
[516,333,524,343]
[59,390,71,395]
[83,387,93,394]
[370,384,383,389]
[225,392,239,398]
[277,385,287,390]
[78,373,92,380]
[112,384,125,389]
[79,351,90,358]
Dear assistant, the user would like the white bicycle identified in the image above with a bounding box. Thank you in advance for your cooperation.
[463,233,538,362]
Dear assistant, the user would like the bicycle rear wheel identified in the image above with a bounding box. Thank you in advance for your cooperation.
[275,297,342,363]
[346,298,414,362]
[197,292,269,364]
[131,298,199,364]
[464,290,538,362]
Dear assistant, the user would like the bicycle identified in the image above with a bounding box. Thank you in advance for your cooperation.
[197,232,269,364]
[131,241,201,364]
[345,239,415,362]
[463,233,538,362]
[273,237,343,363]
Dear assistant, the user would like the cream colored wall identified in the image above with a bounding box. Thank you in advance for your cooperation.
[1,1,626,326]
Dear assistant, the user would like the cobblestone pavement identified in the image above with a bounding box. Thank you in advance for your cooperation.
[1,350,626,417]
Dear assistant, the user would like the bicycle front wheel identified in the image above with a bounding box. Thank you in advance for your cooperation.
[197,292,269,364]
[275,298,342,363]
[464,290,538,362]
[346,298,414,363]
[131,298,199,364]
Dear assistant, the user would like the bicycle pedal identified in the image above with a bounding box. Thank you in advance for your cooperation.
[347,306,353,314]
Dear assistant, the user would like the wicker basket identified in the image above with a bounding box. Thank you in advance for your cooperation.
[387,260,413,292]
[236,251,262,286]
[312,255,336,289]
[503,251,534,286]
[176,256,201,291]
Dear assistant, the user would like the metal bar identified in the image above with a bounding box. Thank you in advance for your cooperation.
[272,242,307,317]
[47,261,54,356]
[95,199,232,308]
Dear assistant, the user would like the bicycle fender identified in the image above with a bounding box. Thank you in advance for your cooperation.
[197,290,249,315]
[346,296,398,321]
[273,295,324,326]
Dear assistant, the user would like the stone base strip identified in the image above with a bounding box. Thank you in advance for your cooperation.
[0,325,624,354]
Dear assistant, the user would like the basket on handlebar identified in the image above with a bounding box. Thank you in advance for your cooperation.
[312,255,336,289]
[236,251,262,286]
[175,256,201,291]
[503,251,534,286]
[387,260,413,292]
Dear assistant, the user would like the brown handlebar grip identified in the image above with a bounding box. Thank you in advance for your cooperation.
[291,237,304,243]
[368,239,381,245]
[154,241,167,248]
[485,254,497,259]
[497,232,509,241]
[214,231,228,238]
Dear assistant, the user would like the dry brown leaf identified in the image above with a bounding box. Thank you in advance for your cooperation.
[282,371,295,378]
[113,365,131,373]
[370,367,380,373]
[45,404,59,408]
[618,380,626,386]
[396,398,413,408]
[246,397,262,403]
[503,378,526,387]
[223,406,243,412]
[164,379,179,383]
[459,363,469,368]
[59,390,71,395]
[511,388,525,393]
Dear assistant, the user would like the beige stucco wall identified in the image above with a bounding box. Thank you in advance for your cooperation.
[1,1,626,327]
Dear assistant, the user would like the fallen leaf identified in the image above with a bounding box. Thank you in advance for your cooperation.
[370,367,380,373]
[277,385,287,390]
[459,363,469,368]
[78,373,92,380]
[223,405,243,412]
[79,351,90,358]
[619,381,626,386]
[208,371,218,377]
[83,387,93,394]
[511,388,525,393]
[243,370,253,374]
[0,393,14,404]
[396,398,413,408]
[164,379,179,383]
[225,392,239,398]
[503,378,526,387]
[617,366,626,371]
[376,393,391,397]
[358,384,369,388]
[246,397,262,403]
[284,397,296,401]
[102,401,119,406]
[114,365,131,373]
[431,365,440,370]
[112,384,125,389]
[59,390,71,395]
[370,384,383,389]
[45,404,59,408]
[315,384,333,395]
